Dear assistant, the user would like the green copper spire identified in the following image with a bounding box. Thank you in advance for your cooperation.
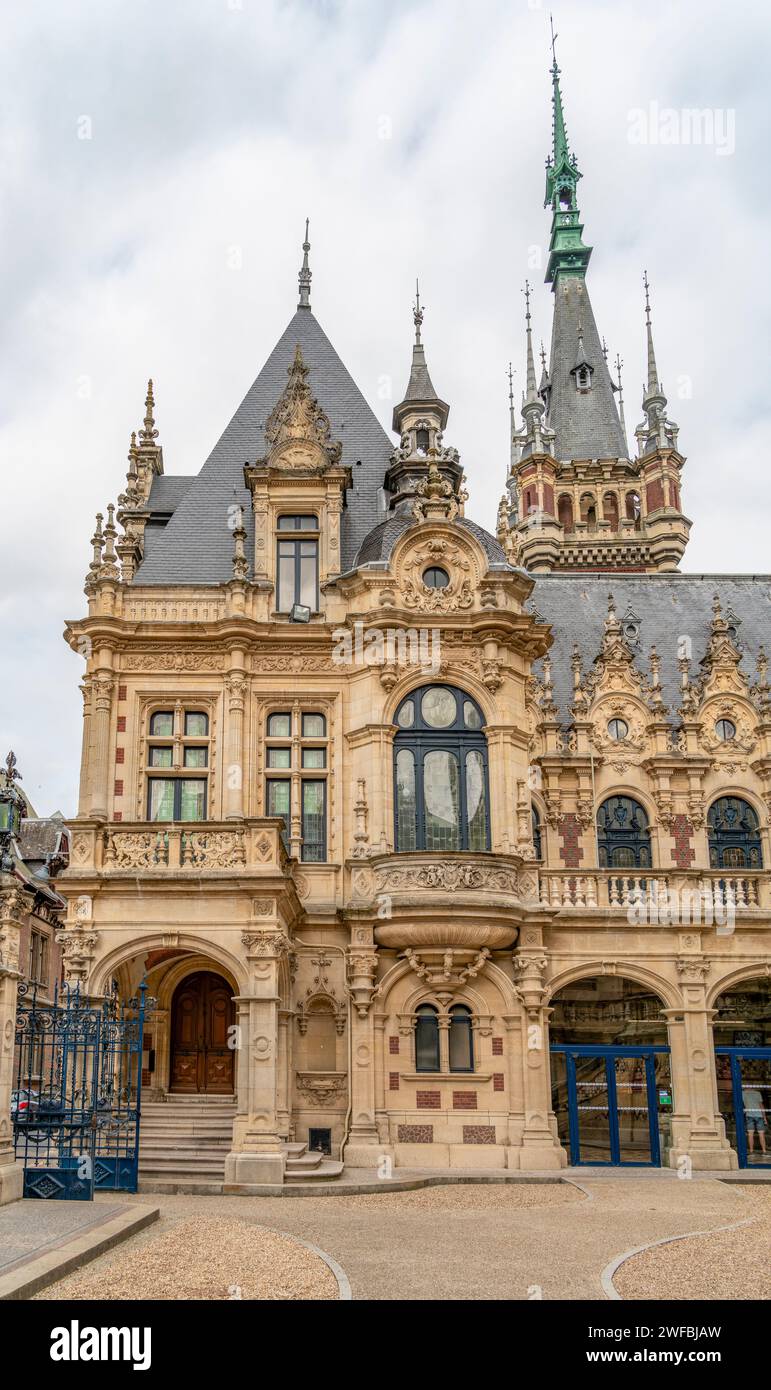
[543,22,592,286]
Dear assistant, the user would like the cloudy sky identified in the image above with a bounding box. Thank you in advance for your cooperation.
[1,0,769,815]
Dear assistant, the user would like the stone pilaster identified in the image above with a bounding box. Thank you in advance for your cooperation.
[88,670,114,820]
[224,667,247,820]
[344,933,382,1166]
[224,929,290,1187]
[76,678,93,818]
[664,955,737,1170]
[511,948,566,1169]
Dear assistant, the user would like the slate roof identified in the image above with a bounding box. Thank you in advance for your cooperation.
[354,515,513,569]
[134,308,394,584]
[146,475,194,514]
[527,573,771,720]
[546,278,628,461]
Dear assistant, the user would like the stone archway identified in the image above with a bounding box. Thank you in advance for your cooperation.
[169,970,236,1094]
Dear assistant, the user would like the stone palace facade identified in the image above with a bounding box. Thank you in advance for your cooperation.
[36,52,770,1187]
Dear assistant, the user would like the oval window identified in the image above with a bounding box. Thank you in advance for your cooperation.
[715,718,736,742]
[607,718,629,742]
[463,701,483,730]
[423,566,450,590]
[396,699,415,729]
[421,687,457,728]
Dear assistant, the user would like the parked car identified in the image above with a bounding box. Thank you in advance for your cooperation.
[10,1088,39,1120]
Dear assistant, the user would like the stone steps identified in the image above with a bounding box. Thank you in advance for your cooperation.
[137,1097,344,1187]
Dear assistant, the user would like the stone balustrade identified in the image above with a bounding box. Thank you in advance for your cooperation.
[65,819,289,875]
[538,868,768,915]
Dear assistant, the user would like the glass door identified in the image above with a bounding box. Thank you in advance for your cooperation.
[572,1053,612,1164]
[554,1047,669,1166]
[716,1049,771,1168]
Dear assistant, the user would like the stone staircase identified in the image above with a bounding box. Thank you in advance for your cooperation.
[138,1095,343,1191]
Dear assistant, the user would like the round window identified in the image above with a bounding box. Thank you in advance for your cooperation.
[421,687,457,728]
[423,566,450,590]
[607,718,629,742]
[715,718,736,742]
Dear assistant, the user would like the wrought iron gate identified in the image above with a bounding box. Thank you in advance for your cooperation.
[13,980,150,1199]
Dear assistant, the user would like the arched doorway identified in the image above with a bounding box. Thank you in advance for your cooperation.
[170,971,235,1094]
[714,977,771,1168]
[549,975,671,1167]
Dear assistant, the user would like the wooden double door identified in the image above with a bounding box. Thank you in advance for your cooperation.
[170,971,235,1094]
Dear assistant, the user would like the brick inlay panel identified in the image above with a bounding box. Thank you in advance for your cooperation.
[417,1090,441,1109]
[398,1125,433,1143]
[453,1091,477,1110]
[463,1125,496,1145]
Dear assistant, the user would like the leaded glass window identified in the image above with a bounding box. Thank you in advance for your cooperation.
[597,796,651,869]
[393,686,490,852]
[708,797,763,870]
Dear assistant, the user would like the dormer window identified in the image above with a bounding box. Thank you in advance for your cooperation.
[416,427,430,456]
[575,365,592,392]
[277,515,319,615]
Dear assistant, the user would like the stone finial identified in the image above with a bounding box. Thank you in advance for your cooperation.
[99,503,120,579]
[297,218,312,309]
[138,379,159,446]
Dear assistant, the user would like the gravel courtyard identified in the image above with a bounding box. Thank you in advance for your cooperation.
[33,1176,770,1301]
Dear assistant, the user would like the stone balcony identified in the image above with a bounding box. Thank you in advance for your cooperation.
[538,868,771,917]
[64,819,290,878]
[356,852,537,951]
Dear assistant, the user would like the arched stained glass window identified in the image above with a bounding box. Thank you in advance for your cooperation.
[394,687,490,852]
[708,797,763,869]
[597,796,651,869]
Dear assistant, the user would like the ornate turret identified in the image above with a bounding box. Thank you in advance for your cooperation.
[384,286,462,515]
[498,33,691,574]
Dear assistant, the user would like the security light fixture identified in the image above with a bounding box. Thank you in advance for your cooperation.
[290,603,311,623]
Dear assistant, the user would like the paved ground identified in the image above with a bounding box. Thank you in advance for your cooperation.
[0,1199,129,1274]
[31,1175,769,1301]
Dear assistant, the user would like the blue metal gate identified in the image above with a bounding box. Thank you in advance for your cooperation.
[13,980,150,1199]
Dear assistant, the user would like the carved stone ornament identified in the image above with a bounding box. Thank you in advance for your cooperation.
[295,1071,347,1106]
[374,860,519,896]
[404,947,490,991]
[122,650,227,673]
[241,930,294,958]
[259,345,342,473]
[401,536,474,613]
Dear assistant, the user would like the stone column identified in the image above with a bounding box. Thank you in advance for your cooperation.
[277,1008,291,1139]
[512,950,566,1169]
[0,886,25,1204]
[224,931,288,1187]
[224,667,247,820]
[77,679,93,818]
[88,668,114,820]
[344,935,382,1166]
[664,956,736,1170]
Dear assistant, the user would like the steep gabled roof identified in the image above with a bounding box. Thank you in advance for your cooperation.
[134,309,393,585]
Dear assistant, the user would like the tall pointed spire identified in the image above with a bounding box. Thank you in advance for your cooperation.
[392,282,448,432]
[297,218,312,309]
[543,23,591,285]
[614,352,628,453]
[643,270,663,400]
